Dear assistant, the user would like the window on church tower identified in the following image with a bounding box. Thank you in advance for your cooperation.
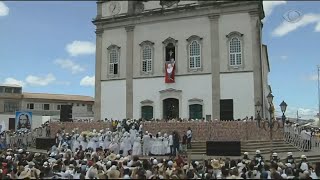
[139,41,155,75]
[142,45,152,73]
[189,40,201,69]
[229,37,242,66]
[109,49,119,75]
[186,35,203,72]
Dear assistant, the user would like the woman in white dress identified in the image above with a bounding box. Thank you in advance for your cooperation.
[104,131,112,150]
[129,126,137,146]
[123,133,132,156]
[151,134,162,155]
[79,135,88,150]
[132,133,142,156]
[72,134,80,152]
[119,132,127,155]
[109,139,119,154]
[98,133,105,149]
[162,133,170,155]
[87,134,96,150]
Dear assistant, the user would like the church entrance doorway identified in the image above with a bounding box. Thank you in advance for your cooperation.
[163,98,179,119]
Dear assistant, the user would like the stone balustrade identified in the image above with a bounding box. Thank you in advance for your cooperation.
[49,121,284,141]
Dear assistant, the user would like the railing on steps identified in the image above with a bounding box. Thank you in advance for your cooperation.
[284,125,320,153]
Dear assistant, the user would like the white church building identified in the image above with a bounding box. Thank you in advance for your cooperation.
[93,0,271,121]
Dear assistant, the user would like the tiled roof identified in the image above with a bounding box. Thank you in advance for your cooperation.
[22,92,94,102]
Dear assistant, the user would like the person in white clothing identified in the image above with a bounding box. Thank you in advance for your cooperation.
[162,133,170,155]
[168,134,174,156]
[132,133,142,156]
[142,131,151,156]
[129,126,137,146]
[187,127,192,149]
[123,133,132,156]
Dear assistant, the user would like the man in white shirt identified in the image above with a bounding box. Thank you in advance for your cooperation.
[304,129,312,151]
[168,134,173,156]
[187,127,192,149]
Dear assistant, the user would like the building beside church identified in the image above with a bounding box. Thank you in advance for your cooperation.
[0,84,94,130]
[93,0,271,121]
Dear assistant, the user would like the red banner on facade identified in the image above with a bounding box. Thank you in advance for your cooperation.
[165,62,175,83]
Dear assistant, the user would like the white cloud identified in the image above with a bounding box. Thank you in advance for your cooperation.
[275,106,318,120]
[54,59,85,74]
[66,41,95,57]
[263,1,286,22]
[3,77,26,87]
[0,2,9,17]
[308,74,318,81]
[80,75,95,87]
[280,55,288,60]
[25,73,56,86]
[272,13,320,37]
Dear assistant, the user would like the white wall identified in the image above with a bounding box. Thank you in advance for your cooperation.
[101,80,126,120]
[219,13,253,72]
[133,74,212,119]
[101,28,127,80]
[220,72,255,119]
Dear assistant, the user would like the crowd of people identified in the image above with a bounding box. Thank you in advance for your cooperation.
[284,121,320,152]
[1,118,320,179]
[55,119,192,157]
[1,143,320,179]
[0,123,51,150]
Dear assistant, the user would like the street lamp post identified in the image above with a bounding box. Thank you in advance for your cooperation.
[255,101,262,128]
[265,92,275,153]
[280,101,288,126]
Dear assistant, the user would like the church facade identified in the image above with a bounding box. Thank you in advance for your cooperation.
[93,0,271,121]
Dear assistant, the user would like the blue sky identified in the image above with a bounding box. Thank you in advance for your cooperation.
[0,1,319,119]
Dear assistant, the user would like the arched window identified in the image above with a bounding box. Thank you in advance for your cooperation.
[189,40,201,69]
[140,41,155,74]
[141,105,153,120]
[186,35,203,72]
[189,104,203,120]
[229,37,242,66]
[142,45,152,72]
[107,45,120,76]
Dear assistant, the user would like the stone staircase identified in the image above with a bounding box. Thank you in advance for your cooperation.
[241,140,299,155]
[188,141,207,155]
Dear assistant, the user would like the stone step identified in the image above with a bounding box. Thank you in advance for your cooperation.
[242,146,297,150]
[244,140,284,143]
[242,145,295,150]
[243,142,286,146]
[241,149,300,154]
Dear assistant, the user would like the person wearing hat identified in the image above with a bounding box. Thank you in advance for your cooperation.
[254,150,263,164]
[271,152,280,164]
[242,152,250,163]
[285,152,295,167]
[211,159,222,177]
[299,155,310,171]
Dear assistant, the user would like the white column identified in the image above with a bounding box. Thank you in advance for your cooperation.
[94,28,103,121]
[209,14,221,120]
[125,25,135,119]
